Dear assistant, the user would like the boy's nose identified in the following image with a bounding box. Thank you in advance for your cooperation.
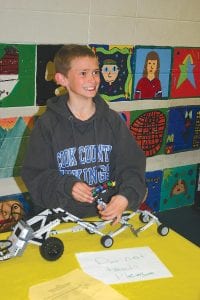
[88,73,97,82]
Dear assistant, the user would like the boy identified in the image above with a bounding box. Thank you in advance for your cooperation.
[21,44,146,224]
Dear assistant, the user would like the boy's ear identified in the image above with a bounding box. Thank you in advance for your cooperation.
[54,73,67,86]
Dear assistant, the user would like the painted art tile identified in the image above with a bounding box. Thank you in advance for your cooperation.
[132,46,172,100]
[160,164,197,211]
[0,192,31,233]
[170,47,200,98]
[118,111,131,128]
[0,43,36,107]
[140,170,163,212]
[165,106,200,154]
[194,164,200,208]
[130,108,168,157]
[90,44,133,101]
[0,116,34,178]
[36,44,65,106]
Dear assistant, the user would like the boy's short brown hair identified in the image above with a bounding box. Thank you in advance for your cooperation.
[54,44,96,75]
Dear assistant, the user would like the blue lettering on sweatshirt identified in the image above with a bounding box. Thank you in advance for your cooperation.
[57,144,112,185]
[97,144,112,162]
[79,145,97,164]
[57,147,77,168]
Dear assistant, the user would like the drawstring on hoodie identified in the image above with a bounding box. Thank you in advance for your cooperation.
[68,115,77,147]
[93,118,101,171]
[68,114,102,175]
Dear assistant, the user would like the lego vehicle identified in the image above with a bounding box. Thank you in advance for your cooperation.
[0,181,169,261]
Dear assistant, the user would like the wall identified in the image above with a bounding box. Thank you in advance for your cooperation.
[0,0,200,220]
[1,0,200,46]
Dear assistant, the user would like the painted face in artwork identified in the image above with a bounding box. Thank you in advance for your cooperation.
[101,60,119,85]
[0,200,24,232]
[147,59,158,76]
[171,179,187,196]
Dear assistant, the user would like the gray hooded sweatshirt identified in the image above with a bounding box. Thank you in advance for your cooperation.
[21,94,146,217]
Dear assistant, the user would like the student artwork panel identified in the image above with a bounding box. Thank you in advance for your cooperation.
[0,192,31,233]
[130,109,167,157]
[140,170,163,212]
[118,111,131,128]
[36,44,66,106]
[194,164,200,208]
[0,116,34,178]
[160,164,197,211]
[0,43,36,107]
[170,47,200,98]
[165,106,200,154]
[132,46,172,100]
[90,44,133,101]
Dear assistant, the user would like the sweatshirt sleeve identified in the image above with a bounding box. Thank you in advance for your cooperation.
[112,113,147,211]
[21,118,80,210]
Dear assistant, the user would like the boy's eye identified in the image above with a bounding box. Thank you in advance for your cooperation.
[92,70,100,76]
[80,71,87,76]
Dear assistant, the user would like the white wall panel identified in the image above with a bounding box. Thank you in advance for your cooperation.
[0,10,89,43]
[0,0,90,13]
[137,0,179,20]
[178,0,200,21]
[89,15,135,44]
[91,0,137,17]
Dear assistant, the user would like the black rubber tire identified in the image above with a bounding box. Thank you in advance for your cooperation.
[100,235,113,248]
[157,224,169,236]
[39,237,64,261]
[139,212,150,223]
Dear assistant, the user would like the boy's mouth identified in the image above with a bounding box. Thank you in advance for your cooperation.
[84,86,96,91]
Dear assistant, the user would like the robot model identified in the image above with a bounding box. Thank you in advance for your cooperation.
[0,181,169,261]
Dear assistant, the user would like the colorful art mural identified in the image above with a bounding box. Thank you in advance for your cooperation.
[140,170,163,212]
[170,47,200,98]
[90,44,133,101]
[118,111,131,128]
[0,43,36,107]
[0,42,199,214]
[36,44,65,106]
[194,164,200,208]
[130,109,167,157]
[160,164,197,211]
[165,106,200,154]
[132,46,172,100]
[0,116,34,178]
[0,192,31,233]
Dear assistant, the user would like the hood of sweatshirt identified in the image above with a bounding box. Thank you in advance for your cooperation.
[46,93,110,123]
[44,94,116,191]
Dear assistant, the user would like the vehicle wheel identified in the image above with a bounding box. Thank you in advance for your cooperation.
[139,212,150,223]
[39,237,64,261]
[100,235,113,248]
[157,224,169,236]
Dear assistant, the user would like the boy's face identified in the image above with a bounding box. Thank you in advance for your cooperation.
[63,56,100,100]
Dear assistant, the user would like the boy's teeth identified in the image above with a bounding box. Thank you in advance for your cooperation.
[85,87,95,91]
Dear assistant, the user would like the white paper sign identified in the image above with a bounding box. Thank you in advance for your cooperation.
[76,247,173,284]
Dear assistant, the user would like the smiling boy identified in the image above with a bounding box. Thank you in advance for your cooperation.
[21,44,146,223]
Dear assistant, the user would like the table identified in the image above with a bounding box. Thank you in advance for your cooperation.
[1,214,200,300]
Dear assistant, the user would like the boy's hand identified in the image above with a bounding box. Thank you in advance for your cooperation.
[98,195,128,225]
[72,182,94,203]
